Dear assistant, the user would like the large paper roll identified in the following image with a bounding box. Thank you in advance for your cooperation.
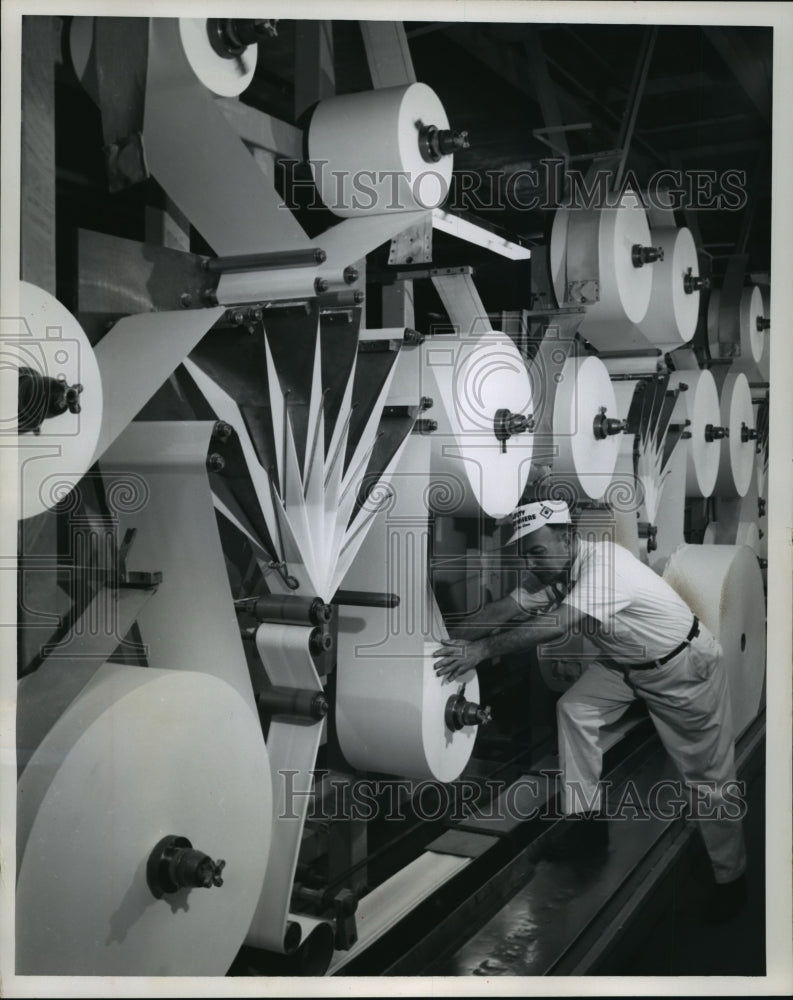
[424,329,533,518]
[13,281,102,519]
[551,355,622,500]
[14,282,224,519]
[755,282,771,382]
[178,18,257,96]
[16,665,273,975]
[309,83,454,217]
[733,285,768,378]
[638,226,700,349]
[335,435,481,781]
[70,17,258,99]
[144,17,309,256]
[667,369,721,498]
[550,189,655,351]
[714,372,755,498]
[663,544,766,737]
[247,623,325,954]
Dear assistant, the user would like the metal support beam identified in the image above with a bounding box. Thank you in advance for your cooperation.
[613,27,658,191]
[524,28,569,158]
[295,20,335,118]
[360,21,416,88]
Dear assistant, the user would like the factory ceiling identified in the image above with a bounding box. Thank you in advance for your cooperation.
[54,16,773,314]
[242,19,772,278]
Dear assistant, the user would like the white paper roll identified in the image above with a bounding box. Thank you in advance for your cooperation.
[178,18,257,97]
[755,283,771,381]
[551,355,621,500]
[143,17,310,256]
[217,266,333,305]
[309,83,454,217]
[663,544,766,737]
[335,435,481,781]
[14,282,103,519]
[667,369,721,498]
[638,226,699,349]
[714,372,755,498]
[16,664,273,975]
[550,189,655,351]
[247,623,325,953]
[732,285,767,377]
[424,329,533,518]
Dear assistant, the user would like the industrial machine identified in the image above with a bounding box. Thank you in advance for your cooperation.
[8,13,772,981]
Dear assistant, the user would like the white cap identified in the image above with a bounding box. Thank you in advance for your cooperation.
[504,500,570,546]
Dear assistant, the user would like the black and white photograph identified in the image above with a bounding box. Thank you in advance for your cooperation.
[1,1,792,995]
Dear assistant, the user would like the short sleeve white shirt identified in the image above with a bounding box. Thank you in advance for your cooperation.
[512,539,696,665]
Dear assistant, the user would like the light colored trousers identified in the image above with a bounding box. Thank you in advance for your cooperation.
[556,623,747,883]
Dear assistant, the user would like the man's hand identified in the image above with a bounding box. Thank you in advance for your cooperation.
[432,639,486,681]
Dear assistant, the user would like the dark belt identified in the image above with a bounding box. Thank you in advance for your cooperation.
[629,617,700,670]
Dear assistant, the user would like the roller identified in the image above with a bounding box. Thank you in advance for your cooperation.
[178,18,259,97]
[666,369,722,498]
[638,226,701,350]
[14,282,223,519]
[714,372,756,498]
[755,282,771,381]
[16,665,273,975]
[732,285,768,377]
[308,83,461,216]
[550,355,623,501]
[335,434,483,781]
[13,281,102,519]
[663,544,765,736]
[71,16,260,99]
[550,189,657,352]
[424,329,534,518]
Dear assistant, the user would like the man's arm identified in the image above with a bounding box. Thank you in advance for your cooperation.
[434,603,594,680]
[447,593,528,640]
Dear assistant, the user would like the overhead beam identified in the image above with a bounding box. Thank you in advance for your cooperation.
[444,22,659,177]
[524,27,569,157]
[614,27,658,189]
